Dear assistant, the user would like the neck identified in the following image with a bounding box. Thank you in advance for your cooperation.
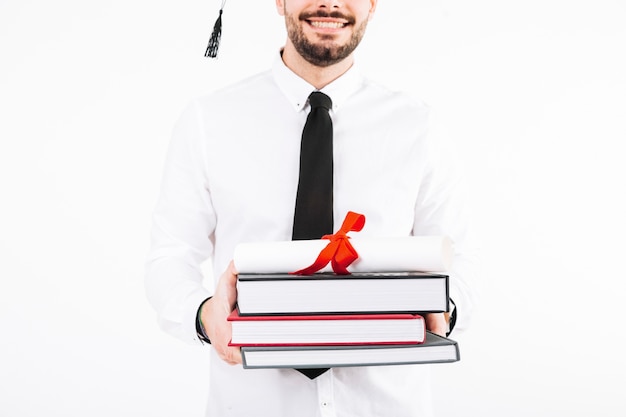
[281,42,354,90]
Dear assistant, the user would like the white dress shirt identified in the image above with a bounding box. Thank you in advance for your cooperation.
[145,52,477,417]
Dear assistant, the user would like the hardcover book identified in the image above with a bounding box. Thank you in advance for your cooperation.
[228,309,426,346]
[241,331,460,369]
[236,272,449,315]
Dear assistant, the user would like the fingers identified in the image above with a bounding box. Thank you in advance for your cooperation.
[201,261,242,365]
[221,260,238,287]
[228,259,238,275]
[214,261,238,311]
[215,341,243,366]
[222,345,243,365]
[211,325,242,365]
[425,312,447,337]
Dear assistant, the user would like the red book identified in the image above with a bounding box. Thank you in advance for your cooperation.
[228,309,425,347]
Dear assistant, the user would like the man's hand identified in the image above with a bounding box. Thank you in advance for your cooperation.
[199,261,242,365]
[424,312,448,337]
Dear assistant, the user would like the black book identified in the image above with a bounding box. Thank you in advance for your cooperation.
[236,272,449,316]
[241,331,460,369]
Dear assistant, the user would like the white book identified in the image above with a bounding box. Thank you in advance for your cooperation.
[236,272,449,316]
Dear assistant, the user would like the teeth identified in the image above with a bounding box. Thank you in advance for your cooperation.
[311,21,345,29]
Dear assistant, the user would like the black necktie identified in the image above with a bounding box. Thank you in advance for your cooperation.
[292,91,333,379]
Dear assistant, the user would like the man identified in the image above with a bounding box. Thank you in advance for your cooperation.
[145,0,476,415]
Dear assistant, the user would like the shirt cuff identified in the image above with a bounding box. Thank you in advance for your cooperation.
[182,287,213,345]
[446,298,457,336]
[196,297,212,344]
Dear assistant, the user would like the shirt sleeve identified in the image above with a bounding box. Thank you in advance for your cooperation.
[412,110,480,333]
[145,100,216,344]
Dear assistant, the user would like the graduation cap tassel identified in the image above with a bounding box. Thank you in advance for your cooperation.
[204,0,227,58]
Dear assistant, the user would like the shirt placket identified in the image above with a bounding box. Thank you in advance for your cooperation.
[316,370,337,417]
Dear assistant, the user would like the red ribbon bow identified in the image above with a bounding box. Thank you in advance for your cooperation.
[291,211,366,275]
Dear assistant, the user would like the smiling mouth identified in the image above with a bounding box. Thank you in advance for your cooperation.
[301,11,354,30]
[309,20,347,29]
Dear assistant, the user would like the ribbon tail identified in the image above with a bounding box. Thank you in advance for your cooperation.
[291,241,339,275]
[331,258,350,275]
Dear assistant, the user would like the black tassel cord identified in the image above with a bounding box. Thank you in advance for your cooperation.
[205,0,227,58]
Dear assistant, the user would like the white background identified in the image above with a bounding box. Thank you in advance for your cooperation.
[1,0,625,416]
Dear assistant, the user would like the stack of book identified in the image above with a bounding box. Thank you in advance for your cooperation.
[231,271,460,370]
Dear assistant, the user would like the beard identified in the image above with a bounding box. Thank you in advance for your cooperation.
[285,10,369,67]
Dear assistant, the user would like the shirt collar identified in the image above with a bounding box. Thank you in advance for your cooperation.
[272,50,364,113]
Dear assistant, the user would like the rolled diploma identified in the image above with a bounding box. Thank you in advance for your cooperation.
[233,236,453,274]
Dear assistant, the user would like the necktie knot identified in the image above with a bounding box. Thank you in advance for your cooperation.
[308,91,332,111]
